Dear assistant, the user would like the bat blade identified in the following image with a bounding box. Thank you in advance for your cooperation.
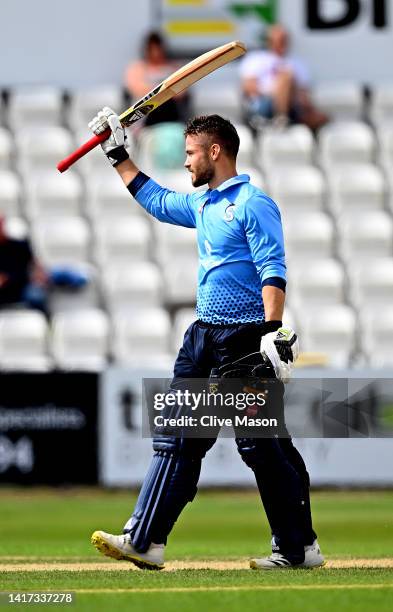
[57,41,246,173]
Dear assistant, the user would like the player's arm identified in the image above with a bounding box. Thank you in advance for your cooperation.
[89,107,196,228]
[262,284,285,323]
[243,195,298,381]
[243,194,287,289]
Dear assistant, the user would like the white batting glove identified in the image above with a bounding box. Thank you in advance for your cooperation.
[260,326,299,383]
[88,106,129,167]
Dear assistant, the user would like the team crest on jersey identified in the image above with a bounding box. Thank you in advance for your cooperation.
[224,204,236,222]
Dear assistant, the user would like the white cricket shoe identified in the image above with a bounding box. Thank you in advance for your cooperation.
[91,530,165,570]
[250,552,293,570]
[250,540,325,570]
[300,539,325,568]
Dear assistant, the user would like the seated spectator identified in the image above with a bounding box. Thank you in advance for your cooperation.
[124,31,191,127]
[240,25,328,131]
[0,214,48,313]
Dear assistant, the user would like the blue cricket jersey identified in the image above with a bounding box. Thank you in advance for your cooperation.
[130,173,286,325]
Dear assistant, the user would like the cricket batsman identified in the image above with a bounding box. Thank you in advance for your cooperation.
[89,107,324,570]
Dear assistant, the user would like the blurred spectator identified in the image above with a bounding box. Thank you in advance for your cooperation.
[124,31,191,126]
[0,214,48,312]
[240,24,328,131]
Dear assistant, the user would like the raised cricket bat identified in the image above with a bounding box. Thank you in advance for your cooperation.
[57,40,246,173]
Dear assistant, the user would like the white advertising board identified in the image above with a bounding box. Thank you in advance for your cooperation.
[160,0,393,83]
[0,1,391,87]
[99,367,255,486]
[100,367,393,487]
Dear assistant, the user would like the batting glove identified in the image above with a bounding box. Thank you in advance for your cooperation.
[260,326,299,384]
[88,106,129,167]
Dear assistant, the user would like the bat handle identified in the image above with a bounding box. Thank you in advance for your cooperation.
[57,128,111,173]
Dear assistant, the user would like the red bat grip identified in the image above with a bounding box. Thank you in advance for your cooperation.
[57,128,111,173]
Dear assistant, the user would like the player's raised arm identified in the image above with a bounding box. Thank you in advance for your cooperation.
[88,107,196,228]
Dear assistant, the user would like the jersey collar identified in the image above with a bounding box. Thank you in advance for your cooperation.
[200,174,250,204]
[215,174,250,192]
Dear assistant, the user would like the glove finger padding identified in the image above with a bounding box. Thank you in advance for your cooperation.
[260,326,299,383]
[107,112,125,147]
[88,106,129,167]
[88,109,110,135]
[275,327,299,363]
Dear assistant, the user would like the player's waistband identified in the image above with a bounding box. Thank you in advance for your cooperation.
[196,319,265,329]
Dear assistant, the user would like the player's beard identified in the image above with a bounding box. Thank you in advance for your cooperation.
[190,159,215,187]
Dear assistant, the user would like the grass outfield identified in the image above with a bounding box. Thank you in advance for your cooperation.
[1,489,393,611]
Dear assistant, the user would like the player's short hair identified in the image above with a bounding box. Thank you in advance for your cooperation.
[184,115,240,159]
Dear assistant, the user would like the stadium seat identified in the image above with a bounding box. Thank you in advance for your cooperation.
[171,307,197,352]
[154,224,199,303]
[25,170,83,220]
[136,123,254,173]
[154,170,200,194]
[8,86,63,127]
[338,210,393,261]
[361,310,393,367]
[135,123,186,173]
[49,263,100,314]
[163,257,199,305]
[75,127,135,179]
[102,262,162,312]
[377,126,393,210]
[301,304,356,367]
[51,308,109,371]
[370,84,393,127]
[153,222,197,264]
[282,307,297,330]
[16,126,74,174]
[112,307,173,367]
[0,310,51,371]
[68,86,123,131]
[327,163,386,214]
[0,170,21,216]
[32,216,90,266]
[377,123,393,172]
[192,80,241,122]
[267,165,325,213]
[234,124,254,167]
[86,172,143,219]
[3,216,28,240]
[349,257,393,307]
[318,121,376,169]
[94,217,150,266]
[257,125,314,170]
[238,167,265,190]
[283,212,335,260]
[74,128,120,178]
[290,258,345,308]
[313,81,364,121]
[0,128,12,169]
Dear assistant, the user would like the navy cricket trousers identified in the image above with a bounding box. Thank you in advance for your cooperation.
[129,320,317,563]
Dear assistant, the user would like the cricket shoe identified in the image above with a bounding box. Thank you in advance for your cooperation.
[301,539,325,568]
[250,552,294,570]
[250,540,325,570]
[91,530,164,570]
